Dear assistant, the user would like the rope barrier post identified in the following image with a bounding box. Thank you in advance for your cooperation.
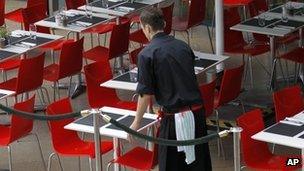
[92,109,102,171]
[230,127,243,171]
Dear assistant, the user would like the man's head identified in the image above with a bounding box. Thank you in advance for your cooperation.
[139,8,165,41]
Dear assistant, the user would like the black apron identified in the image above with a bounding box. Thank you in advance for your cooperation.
[158,107,212,171]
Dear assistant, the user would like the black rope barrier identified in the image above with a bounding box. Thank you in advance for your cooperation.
[101,113,229,146]
[0,103,229,146]
[0,103,81,120]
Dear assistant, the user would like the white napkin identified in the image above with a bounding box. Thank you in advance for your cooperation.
[116,6,135,12]
[75,21,93,27]
[21,42,36,47]
[174,110,196,164]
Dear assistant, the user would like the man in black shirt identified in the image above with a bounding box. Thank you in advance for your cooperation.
[128,8,212,171]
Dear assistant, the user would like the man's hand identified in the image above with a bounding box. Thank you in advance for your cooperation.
[127,121,140,143]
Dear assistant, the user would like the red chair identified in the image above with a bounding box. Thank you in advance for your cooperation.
[106,129,159,171]
[129,3,174,45]
[43,38,84,101]
[0,95,46,171]
[224,7,269,88]
[273,85,304,122]
[172,0,208,45]
[0,53,46,103]
[0,0,5,26]
[214,64,245,157]
[199,79,217,118]
[65,0,86,10]
[46,98,113,171]
[84,19,130,71]
[129,46,144,65]
[84,60,137,110]
[5,0,47,26]
[237,109,302,170]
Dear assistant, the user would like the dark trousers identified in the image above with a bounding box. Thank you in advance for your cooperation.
[158,107,212,171]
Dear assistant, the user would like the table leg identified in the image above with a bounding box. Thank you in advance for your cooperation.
[269,36,277,90]
[113,137,121,171]
[301,148,304,171]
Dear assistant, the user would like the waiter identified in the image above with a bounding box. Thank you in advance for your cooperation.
[128,8,212,171]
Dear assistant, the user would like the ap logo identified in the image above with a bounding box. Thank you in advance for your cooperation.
[286,158,301,166]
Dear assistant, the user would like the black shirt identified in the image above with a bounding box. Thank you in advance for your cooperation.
[136,32,202,110]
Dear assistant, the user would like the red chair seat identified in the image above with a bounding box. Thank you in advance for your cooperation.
[226,43,269,56]
[0,59,20,71]
[130,15,140,24]
[83,23,114,34]
[43,64,60,82]
[224,0,253,6]
[56,140,113,158]
[129,29,149,44]
[113,147,154,170]
[84,46,109,62]
[5,9,23,23]
[280,47,304,63]
[172,16,188,31]
[0,78,17,91]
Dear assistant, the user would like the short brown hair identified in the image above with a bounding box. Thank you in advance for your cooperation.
[139,8,165,31]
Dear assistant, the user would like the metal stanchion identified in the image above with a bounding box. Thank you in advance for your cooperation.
[92,109,102,171]
[230,127,243,171]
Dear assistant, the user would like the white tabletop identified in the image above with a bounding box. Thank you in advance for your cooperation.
[35,9,114,33]
[78,0,164,17]
[64,106,158,140]
[100,51,229,91]
[231,2,304,37]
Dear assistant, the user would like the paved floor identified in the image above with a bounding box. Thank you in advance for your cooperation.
[0,1,302,171]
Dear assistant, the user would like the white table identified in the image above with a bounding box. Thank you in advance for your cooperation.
[0,30,63,99]
[100,51,229,91]
[65,106,158,171]
[230,2,304,89]
[252,123,304,170]
[78,0,164,17]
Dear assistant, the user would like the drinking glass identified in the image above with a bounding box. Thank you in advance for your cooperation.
[282,4,289,23]
[102,0,109,8]
[85,3,93,19]
[29,24,37,40]
[129,64,137,82]
[258,11,266,27]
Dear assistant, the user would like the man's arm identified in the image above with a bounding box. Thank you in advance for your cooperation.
[130,94,152,131]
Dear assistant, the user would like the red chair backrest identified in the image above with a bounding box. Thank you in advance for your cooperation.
[162,3,174,35]
[0,0,5,26]
[46,98,81,152]
[27,0,48,15]
[21,4,50,34]
[84,59,119,108]
[16,53,45,94]
[224,7,246,53]
[65,0,86,10]
[217,64,244,106]
[108,19,130,59]
[199,79,217,117]
[58,37,84,79]
[236,109,272,166]
[9,95,35,143]
[273,85,304,122]
[187,0,206,28]
[129,46,144,65]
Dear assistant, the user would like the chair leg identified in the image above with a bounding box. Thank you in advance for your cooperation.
[56,154,64,171]
[2,70,8,106]
[78,157,81,171]
[56,81,61,100]
[215,110,225,159]
[206,25,214,53]
[278,59,287,83]
[90,33,94,48]
[238,99,246,113]
[269,58,278,90]
[68,76,73,97]
[41,87,51,104]
[53,82,56,102]
[47,153,56,171]
[37,89,45,106]
[185,30,190,46]
[106,162,114,171]
[88,158,93,171]
[285,60,290,85]
[248,56,254,88]
[7,146,12,171]
[272,143,276,153]
[32,133,47,170]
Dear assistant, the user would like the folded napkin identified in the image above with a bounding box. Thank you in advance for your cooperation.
[116,6,135,12]
[174,110,196,164]
[21,42,37,47]
[75,21,93,27]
